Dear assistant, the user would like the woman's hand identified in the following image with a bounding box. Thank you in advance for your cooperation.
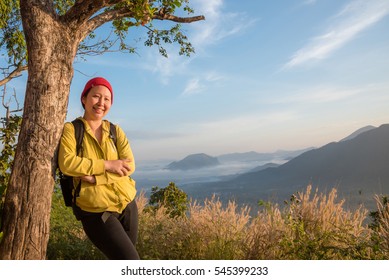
[78,175,96,184]
[104,159,132,176]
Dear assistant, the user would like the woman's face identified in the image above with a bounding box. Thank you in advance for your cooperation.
[82,85,112,120]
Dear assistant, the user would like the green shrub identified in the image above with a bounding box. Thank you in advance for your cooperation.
[279,186,372,259]
[369,195,389,258]
[147,182,189,218]
[0,114,22,231]
[47,187,105,260]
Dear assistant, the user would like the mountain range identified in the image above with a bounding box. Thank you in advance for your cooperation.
[165,153,220,170]
[165,148,314,171]
[217,148,314,163]
[181,124,389,211]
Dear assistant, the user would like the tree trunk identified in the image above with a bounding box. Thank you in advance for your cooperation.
[0,2,79,259]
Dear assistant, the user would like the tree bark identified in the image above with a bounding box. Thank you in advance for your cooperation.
[0,1,79,259]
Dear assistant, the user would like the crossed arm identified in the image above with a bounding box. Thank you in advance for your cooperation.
[59,122,135,185]
[79,159,132,184]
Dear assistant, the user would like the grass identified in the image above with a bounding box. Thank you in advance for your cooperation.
[136,186,389,260]
[47,185,389,259]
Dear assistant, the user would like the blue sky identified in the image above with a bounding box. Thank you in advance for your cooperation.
[3,0,389,161]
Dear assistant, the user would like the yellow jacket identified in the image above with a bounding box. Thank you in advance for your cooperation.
[58,118,136,214]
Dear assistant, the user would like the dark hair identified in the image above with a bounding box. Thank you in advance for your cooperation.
[81,88,91,109]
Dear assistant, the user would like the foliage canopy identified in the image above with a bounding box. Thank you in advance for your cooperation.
[0,0,204,86]
[148,182,189,218]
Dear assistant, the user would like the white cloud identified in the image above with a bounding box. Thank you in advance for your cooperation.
[284,0,389,69]
[147,111,300,157]
[141,0,257,84]
[191,0,257,48]
[266,85,364,105]
[303,0,317,5]
[265,83,389,106]
[182,78,204,96]
[125,129,182,141]
[181,71,225,97]
[197,111,299,134]
[293,86,362,103]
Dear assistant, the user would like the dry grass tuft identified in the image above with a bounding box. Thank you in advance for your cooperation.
[135,186,388,260]
[372,195,389,258]
[278,186,372,259]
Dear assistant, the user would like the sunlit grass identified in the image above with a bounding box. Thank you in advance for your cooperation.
[48,186,389,259]
[136,186,389,260]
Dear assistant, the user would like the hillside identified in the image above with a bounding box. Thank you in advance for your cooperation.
[183,124,389,210]
[166,153,220,170]
[340,125,376,142]
[217,148,314,163]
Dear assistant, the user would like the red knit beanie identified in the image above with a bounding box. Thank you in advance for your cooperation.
[80,77,113,105]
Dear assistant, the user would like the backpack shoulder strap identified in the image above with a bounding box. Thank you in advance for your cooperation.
[69,118,84,206]
[71,118,84,156]
[109,122,117,147]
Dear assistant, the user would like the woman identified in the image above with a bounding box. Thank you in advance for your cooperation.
[58,77,139,260]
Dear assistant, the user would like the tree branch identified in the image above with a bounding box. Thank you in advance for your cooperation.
[152,14,205,23]
[62,1,205,54]
[11,89,23,113]
[0,65,28,87]
[83,7,135,35]
[83,8,205,37]
[76,30,128,57]
[2,86,23,125]
[62,0,122,26]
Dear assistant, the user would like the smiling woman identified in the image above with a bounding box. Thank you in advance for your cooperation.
[58,77,139,260]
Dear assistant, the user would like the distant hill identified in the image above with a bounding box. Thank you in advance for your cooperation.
[249,162,280,173]
[217,148,314,163]
[340,125,376,142]
[183,124,389,211]
[166,153,220,170]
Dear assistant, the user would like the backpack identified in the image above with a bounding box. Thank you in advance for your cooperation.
[59,118,117,207]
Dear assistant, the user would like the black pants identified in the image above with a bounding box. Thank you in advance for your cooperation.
[78,200,140,260]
